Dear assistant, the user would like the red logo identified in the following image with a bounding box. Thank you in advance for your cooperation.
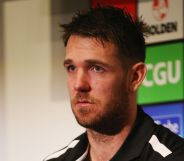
[152,0,169,21]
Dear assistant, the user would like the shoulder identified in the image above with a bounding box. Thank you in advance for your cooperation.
[143,123,184,161]
[153,124,184,151]
[43,132,88,161]
[43,140,80,161]
[138,108,184,161]
[153,125,184,160]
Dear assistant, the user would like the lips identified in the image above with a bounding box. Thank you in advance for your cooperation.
[77,99,92,103]
[72,94,97,108]
[76,99,93,105]
[73,98,94,108]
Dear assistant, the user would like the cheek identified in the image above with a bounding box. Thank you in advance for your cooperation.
[92,77,121,97]
[67,78,74,95]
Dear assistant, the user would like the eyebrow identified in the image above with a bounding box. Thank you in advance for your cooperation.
[85,59,110,67]
[63,59,73,66]
[63,59,110,67]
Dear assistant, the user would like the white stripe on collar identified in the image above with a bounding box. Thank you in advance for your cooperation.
[149,135,172,157]
[44,140,79,161]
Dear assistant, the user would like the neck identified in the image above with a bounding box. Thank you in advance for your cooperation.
[86,106,137,161]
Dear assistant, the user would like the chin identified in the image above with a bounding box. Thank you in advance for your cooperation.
[75,114,96,128]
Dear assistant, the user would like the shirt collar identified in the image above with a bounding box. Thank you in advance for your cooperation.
[68,107,155,161]
[110,107,155,161]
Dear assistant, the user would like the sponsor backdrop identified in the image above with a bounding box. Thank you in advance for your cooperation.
[138,0,184,44]
[138,42,184,104]
[143,103,184,137]
[91,0,184,137]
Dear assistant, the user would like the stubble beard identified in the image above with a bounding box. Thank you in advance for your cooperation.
[71,89,130,135]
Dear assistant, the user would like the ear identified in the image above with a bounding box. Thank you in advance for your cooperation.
[128,62,147,92]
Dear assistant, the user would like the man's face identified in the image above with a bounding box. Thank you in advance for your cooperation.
[64,35,130,134]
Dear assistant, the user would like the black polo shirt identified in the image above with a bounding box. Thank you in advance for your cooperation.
[44,107,184,161]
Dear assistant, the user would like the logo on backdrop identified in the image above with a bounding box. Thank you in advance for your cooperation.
[148,0,177,36]
[152,0,169,21]
[143,60,181,87]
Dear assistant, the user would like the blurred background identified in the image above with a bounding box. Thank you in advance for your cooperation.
[0,0,183,161]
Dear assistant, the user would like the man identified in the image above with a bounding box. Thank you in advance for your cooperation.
[44,6,184,161]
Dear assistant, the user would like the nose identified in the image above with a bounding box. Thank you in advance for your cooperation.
[74,70,91,92]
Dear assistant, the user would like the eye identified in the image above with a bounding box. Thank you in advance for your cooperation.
[65,65,76,72]
[91,65,105,73]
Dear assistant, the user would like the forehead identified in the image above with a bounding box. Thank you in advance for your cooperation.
[65,35,119,61]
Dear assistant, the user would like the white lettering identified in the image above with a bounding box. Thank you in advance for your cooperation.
[155,119,179,134]
[143,60,181,87]
[167,60,180,84]
[163,120,179,134]
[154,62,167,86]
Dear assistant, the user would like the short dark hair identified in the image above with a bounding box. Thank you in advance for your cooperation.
[61,6,149,63]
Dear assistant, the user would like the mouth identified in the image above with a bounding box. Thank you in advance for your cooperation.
[72,94,97,109]
[74,99,94,107]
